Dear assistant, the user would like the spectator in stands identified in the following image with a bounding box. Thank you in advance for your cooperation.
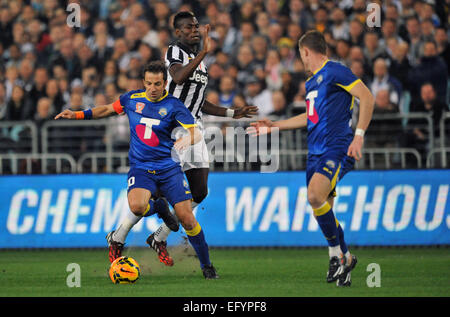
[370,58,402,109]
[330,7,349,41]
[369,89,400,148]
[244,75,273,118]
[235,44,256,87]
[408,40,448,107]
[28,67,48,104]
[251,34,269,68]
[363,31,388,75]
[389,41,411,91]
[0,82,6,120]
[5,85,33,121]
[348,18,364,47]
[265,49,283,91]
[218,75,237,109]
[278,37,296,71]
[45,78,65,115]
[400,83,445,164]
[405,15,423,67]
[52,37,82,81]
[269,90,287,117]
[435,27,450,75]
[411,82,446,137]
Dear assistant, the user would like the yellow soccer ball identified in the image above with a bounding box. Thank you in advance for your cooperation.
[109,256,140,284]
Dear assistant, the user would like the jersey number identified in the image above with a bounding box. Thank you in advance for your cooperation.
[306,90,319,124]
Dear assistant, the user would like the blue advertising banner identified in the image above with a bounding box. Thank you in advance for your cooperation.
[0,170,449,248]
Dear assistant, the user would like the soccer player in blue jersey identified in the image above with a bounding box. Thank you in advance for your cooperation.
[54,61,218,279]
[250,31,374,286]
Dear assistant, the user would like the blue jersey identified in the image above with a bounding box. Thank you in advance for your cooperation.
[305,60,361,155]
[113,89,196,171]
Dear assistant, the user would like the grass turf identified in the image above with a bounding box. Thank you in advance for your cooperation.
[0,247,448,297]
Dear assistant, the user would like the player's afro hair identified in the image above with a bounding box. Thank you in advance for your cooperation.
[173,11,195,30]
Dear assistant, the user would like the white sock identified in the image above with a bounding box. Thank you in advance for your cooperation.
[113,212,142,244]
[344,251,351,263]
[154,222,172,242]
[328,245,342,259]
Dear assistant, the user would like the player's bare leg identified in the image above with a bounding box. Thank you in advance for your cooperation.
[173,199,218,279]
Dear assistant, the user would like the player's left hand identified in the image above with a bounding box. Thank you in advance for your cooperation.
[232,104,259,119]
[173,136,191,153]
[347,135,364,161]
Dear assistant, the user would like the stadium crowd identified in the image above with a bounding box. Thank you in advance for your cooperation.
[0,0,449,166]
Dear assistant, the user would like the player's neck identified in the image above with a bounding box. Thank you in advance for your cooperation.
[310,56,329,75]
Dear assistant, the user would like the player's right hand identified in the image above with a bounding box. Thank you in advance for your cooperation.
[54,109,75,120]
[200,24,212,54]
[247,118,274,136]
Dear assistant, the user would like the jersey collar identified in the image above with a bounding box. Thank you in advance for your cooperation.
[146,90,168,103]
[306,59,330,82]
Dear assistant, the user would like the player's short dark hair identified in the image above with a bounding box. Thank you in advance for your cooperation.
[173,11,195,29]
[142,61,167,81]
[298,30,327,55]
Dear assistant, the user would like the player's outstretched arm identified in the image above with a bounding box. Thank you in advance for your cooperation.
[346,81,375,161]
[54,103,118,120]
[201,100,259,119]
[247,113,307,136]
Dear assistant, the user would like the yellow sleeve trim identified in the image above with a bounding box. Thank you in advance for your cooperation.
[336,78,361,92]
[177,120,197,129]
[185,222,202,236]
[130,92,147,99]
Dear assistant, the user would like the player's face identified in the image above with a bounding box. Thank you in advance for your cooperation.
[176,17,201,45]
[143,72,167,102]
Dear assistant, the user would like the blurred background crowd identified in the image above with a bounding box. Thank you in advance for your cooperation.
[0,0,449,170]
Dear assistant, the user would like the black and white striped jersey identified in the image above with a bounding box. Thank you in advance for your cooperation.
[164,42,208,120]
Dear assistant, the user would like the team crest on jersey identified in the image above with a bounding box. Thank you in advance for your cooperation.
[183,179,189,189]
[158,108,167,117]
[316,75,323,85]
[326,160,336,169]
[135,102,146,114]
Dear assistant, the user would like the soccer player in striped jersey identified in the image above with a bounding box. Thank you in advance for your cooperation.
[55,61,218,279]
[146,11,258,266]
[250,31,375,287]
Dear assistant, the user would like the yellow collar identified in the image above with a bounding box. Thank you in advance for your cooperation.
[146,90,168,103]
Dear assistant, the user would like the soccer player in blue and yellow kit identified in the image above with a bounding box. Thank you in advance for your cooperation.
[250,31,374,286]
[55,61,218,279]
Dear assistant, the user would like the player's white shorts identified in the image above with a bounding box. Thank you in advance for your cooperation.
[176,119,210,171]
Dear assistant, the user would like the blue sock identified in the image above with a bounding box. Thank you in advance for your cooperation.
[337,223,348,254]
[186,223,211,269]
[142,200,156,217]
[313,202,340,247]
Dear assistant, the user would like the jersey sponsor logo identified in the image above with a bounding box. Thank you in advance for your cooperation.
[306,90,319,124]
[188,70,208,84]
[135,102,146,114]
[136,118,160,147]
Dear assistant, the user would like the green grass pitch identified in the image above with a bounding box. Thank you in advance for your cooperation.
[0,246,448,297]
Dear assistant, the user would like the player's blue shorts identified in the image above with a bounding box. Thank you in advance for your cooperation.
[127,165,192,207]
[306,149,355,197]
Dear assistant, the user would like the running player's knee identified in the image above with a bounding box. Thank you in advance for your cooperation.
[129,201,147,216]
[307,189,326,209]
